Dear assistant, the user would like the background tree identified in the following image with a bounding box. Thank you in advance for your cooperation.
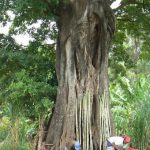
[109,0,150,149]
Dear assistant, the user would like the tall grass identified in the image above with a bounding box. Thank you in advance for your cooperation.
[0,117,32,150]
[131,97,150,150]
[110,74,150,149]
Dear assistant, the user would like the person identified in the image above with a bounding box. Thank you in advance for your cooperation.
[107,135,131,150]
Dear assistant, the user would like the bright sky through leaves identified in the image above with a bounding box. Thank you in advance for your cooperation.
[0,0,121,45]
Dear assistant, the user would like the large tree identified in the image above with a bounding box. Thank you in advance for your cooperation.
[1,0,115,149]
[40,0,115,150]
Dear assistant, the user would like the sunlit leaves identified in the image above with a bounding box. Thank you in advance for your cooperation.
[6,69,55,117]
[0,33,57,119]
[110,73,150,147]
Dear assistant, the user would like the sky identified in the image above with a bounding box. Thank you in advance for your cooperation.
[111,0,122,9]
[0,0,121,46]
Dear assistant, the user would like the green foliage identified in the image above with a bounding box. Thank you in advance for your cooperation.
[110,4,150,148]
[110,0,150,81]
[0,32,57,116]
[110,71,150,148]
[0,116,38,150]
[129,75,150,148]
[0,0,59,148]
[5,69,54,116]
[0,16,57,147]
[131,98,150,149]
[0,116,10,143]
[1,0,150,149]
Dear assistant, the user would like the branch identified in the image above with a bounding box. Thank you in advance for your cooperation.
[109,0,115,6]
[42,0,60,16]
[113,0,145,12]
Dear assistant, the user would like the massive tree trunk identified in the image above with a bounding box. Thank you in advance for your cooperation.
[38,0,115,149]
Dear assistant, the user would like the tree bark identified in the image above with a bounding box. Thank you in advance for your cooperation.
[38,0,115,149]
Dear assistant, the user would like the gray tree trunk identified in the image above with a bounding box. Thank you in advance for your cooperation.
[38,0,115,149]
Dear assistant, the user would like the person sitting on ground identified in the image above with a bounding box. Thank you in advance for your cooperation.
[107,135,131,150]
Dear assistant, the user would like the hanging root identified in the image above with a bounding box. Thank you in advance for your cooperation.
[78,93,92,150]
[75,92,111,150]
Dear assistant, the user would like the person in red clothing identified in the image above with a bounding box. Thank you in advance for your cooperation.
[128,148,136,150]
